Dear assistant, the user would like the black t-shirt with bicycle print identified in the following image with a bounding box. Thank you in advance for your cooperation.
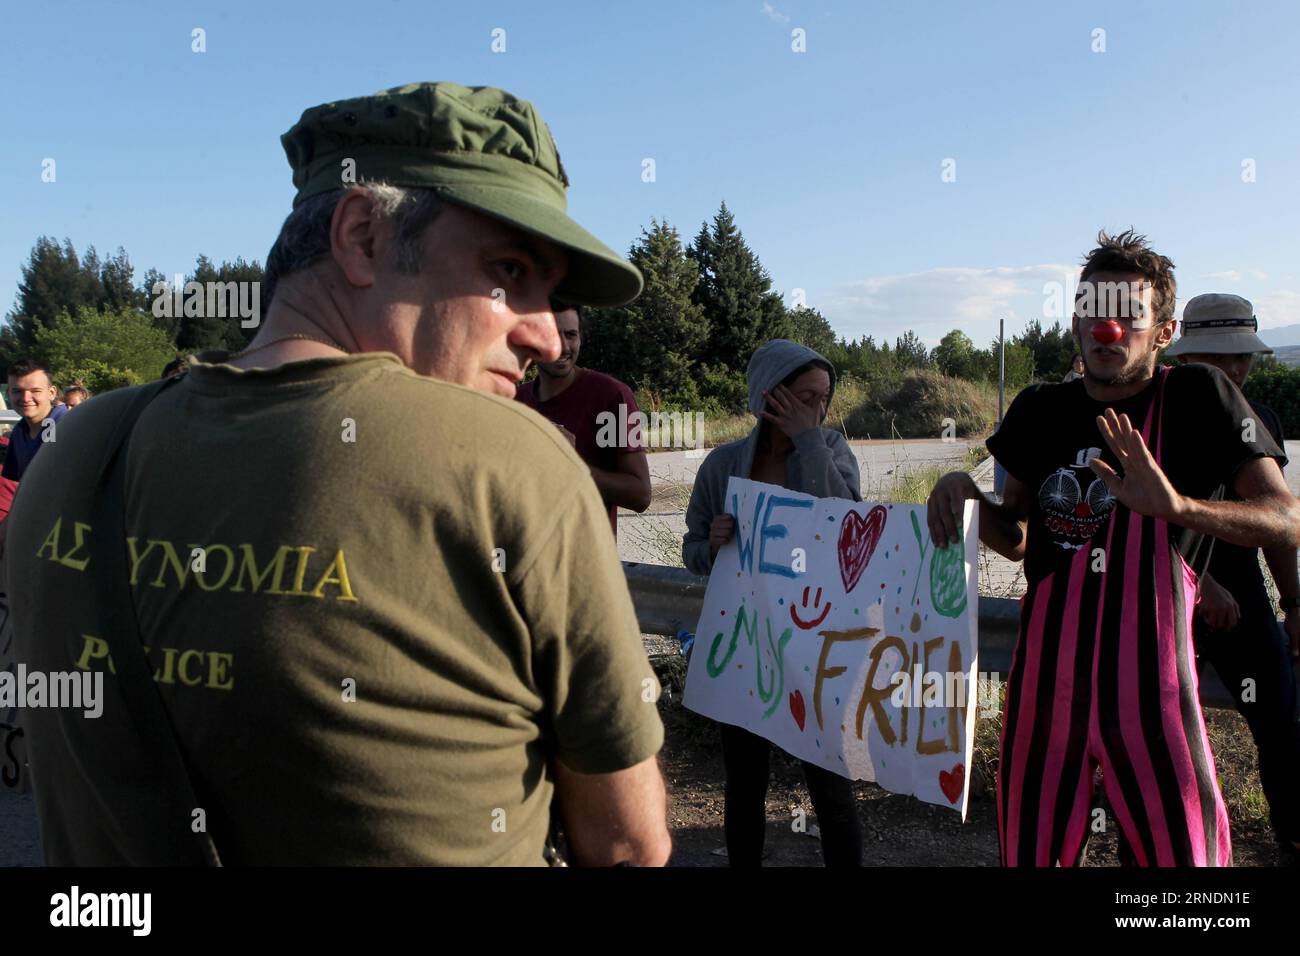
[987,364,1286,586]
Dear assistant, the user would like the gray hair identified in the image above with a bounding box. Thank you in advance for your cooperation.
[263,182,444,305]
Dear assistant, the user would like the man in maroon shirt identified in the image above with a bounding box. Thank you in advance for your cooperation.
[516,305,651,536]
[0,434,16,524]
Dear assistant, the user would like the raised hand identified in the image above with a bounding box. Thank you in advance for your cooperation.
[1088,408,1184,521]
[759,384,823,441]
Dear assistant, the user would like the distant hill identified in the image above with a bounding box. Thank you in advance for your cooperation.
[1262,324,1300,348]
[1273,344,1300,367]
[1176,323,1300,364]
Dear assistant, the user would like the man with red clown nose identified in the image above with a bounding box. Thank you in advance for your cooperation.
[927,229,1300,866]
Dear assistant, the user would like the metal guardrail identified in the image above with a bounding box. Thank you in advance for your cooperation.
[622,562,1234,709]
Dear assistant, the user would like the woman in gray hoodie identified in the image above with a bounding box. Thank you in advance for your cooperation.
[682,339,864,867]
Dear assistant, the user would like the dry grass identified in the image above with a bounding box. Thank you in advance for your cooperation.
[656,371,1017,448]
[1205,707,1273,837]
[623,480,694,568]
[844,370,1008,440]
[697,414,752,448]
[688,375,872,450]
[870,446,986,506]
[970,679,1005,798]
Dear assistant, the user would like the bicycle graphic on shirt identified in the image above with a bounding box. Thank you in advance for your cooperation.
[1038,450,1117,551]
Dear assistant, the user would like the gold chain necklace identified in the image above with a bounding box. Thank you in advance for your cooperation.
[230,333,348,360]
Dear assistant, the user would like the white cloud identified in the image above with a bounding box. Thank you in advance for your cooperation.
[819,264,1079,347]
[1251,270,1269,281]
[1256,290,1300,330]
[760,2,790,23]
[818,264,1300,347]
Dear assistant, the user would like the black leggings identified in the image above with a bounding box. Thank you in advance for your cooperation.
[719,722,863,867]
[1195,595,1300,844]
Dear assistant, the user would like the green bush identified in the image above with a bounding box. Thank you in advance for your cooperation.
[824,374,867,432]
[842,368,1006,439]
[60,360,142,395]
[33,305,174,389]
[1243,365,1300,437]
[696,365,748,415]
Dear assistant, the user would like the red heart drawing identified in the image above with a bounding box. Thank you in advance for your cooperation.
[838,505,887,594]
[939,764,965,804]
[789,690,806,731]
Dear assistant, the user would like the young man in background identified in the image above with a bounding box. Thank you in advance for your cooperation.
[516,303,651,536]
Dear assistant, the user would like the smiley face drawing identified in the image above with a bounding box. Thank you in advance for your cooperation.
[789,585,832,629]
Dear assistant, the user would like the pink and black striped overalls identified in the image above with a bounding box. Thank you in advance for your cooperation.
[997,367,1232,866]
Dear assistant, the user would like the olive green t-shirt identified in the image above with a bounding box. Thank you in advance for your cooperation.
[7,351,663,865]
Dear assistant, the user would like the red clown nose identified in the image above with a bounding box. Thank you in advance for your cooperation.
[1091,320,1123,344]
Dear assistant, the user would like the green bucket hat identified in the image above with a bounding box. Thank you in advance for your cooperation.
[281,82,642,307]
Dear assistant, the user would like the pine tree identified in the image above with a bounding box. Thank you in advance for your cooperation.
[582,220,707,403]
[79,246,106,310]
[173,255,266,352]
[12,237,66,327]
[100,247,137,313]
[216,257,267,352]
[174,255,224,351]
[1014,319,1074,380]
[688,202,790,372]
[787,305,837,356]
[894,330,930,369]
[136,268,176,338]
[8,238,94,355]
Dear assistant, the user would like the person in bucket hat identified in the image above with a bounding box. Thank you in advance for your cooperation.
[1165,292,1273,381]
[8,82,670,866]
[1169,292,1300,865]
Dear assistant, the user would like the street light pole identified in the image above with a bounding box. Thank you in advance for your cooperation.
[998,316,1005,424]
[994,317,1006,497]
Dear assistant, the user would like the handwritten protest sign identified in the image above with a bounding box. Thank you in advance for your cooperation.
[684,477,979,816]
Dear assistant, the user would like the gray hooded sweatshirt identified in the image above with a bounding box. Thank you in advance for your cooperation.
[682,339,862,576]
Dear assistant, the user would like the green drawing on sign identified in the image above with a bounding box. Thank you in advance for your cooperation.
[755,617,794,719]
[705,603,793,719]
[930,523,967,618]
[909,511,930,606]
[707,604,757,677]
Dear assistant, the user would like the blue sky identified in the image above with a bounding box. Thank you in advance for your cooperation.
[4,0,1298,348]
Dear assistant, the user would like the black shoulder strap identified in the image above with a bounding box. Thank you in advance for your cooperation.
[90,375,222,866]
